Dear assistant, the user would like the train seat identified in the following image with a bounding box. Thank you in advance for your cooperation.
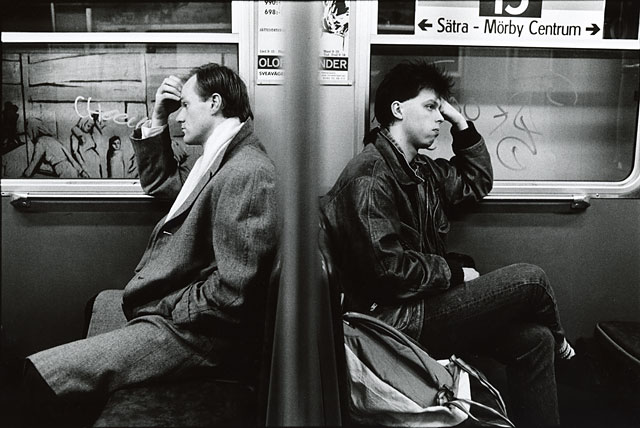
[594,321,640,386]
[84,254,281,427]
[92,376,256,427]
[317,214,509,427]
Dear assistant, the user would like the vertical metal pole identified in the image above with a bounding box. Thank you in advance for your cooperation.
[50,3,56,32]
[85,7,93,32]
[266,1,341,426]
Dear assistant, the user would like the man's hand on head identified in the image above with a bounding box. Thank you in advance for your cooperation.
[151,75,184,128]
[439,99,468,132]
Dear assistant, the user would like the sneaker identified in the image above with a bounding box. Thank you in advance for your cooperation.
[557,338,576,360]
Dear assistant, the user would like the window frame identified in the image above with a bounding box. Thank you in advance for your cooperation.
[0,0,254,198]
[353,1,640,199]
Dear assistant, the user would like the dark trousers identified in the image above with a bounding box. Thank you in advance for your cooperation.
[17,359,104,427]
[20,313,225,427]
[419,263,563,428]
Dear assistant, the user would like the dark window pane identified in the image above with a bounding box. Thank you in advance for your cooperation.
[377,0,415,34]
[3,2,232,32]
[604,0,639,39]
[370,45,639,182]
[2,4,53,31]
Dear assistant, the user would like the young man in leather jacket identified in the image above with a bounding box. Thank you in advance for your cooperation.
[321,60,575,428]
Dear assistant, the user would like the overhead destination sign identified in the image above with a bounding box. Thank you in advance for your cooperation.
[415,0,606,44]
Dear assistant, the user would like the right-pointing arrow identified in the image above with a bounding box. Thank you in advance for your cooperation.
[586,23,600,36]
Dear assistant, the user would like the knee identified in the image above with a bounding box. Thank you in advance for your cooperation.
[510,262,547,282]
[517,324,555,360]
[20,359,57,405]
[509,263,553,293]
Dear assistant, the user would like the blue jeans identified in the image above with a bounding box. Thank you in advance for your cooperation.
[419,263,563,428]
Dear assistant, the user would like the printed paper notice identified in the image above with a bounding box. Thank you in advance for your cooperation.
[257,1,351,85]
[257,1,284,84]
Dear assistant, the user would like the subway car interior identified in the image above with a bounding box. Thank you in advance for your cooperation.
[1,1,639,427]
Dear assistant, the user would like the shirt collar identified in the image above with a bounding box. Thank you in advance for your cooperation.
[377,127,424,185]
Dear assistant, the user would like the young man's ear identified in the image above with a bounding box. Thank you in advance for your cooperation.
[391,101,403,121]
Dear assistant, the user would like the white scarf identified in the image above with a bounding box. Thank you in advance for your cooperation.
[165,117,244,223]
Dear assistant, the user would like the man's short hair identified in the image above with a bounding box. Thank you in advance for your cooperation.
[188,63,254,122]
[374,60,454,128]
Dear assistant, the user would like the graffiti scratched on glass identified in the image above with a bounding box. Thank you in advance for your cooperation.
[74,96,148,129]
[452,72,578,172]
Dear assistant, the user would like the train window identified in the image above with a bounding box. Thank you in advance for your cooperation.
[356,0,640,198]
[370,45,639,183]
[1,1,250,196]
[2,42,237,180]
[2,2,232,33]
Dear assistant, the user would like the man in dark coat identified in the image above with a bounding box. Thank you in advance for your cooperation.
[20,63,279,425]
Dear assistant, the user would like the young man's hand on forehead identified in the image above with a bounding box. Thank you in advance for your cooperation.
[439,98,468,131]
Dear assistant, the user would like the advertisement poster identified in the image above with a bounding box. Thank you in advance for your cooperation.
[256,1,351,85]
[320,1,350,84]
[414,0,609,45]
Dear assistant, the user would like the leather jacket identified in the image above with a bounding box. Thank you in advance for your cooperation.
[320,122,492,339]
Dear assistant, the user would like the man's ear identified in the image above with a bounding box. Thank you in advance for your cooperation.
[391,101,403,121]
[210,93,224,115]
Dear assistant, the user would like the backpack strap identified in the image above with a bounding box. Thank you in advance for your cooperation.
[447,399,515,428]
[449,355,514,427]
[450,355,508,415]
[344,312,515,428]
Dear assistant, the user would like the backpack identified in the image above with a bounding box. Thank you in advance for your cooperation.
[343,311,514,427]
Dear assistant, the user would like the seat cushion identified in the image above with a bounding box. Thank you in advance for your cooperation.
[596,321,640,365]
[92,378,257,427]
[85,291,261,427]
[595,321,640,380]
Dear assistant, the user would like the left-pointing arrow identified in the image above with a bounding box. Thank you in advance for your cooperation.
[418,18,433,31]
[586,23,600,35]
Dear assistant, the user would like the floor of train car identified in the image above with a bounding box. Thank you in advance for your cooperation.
[465,344,639,428]
[559,337,640,428]
[1,338,638,427]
